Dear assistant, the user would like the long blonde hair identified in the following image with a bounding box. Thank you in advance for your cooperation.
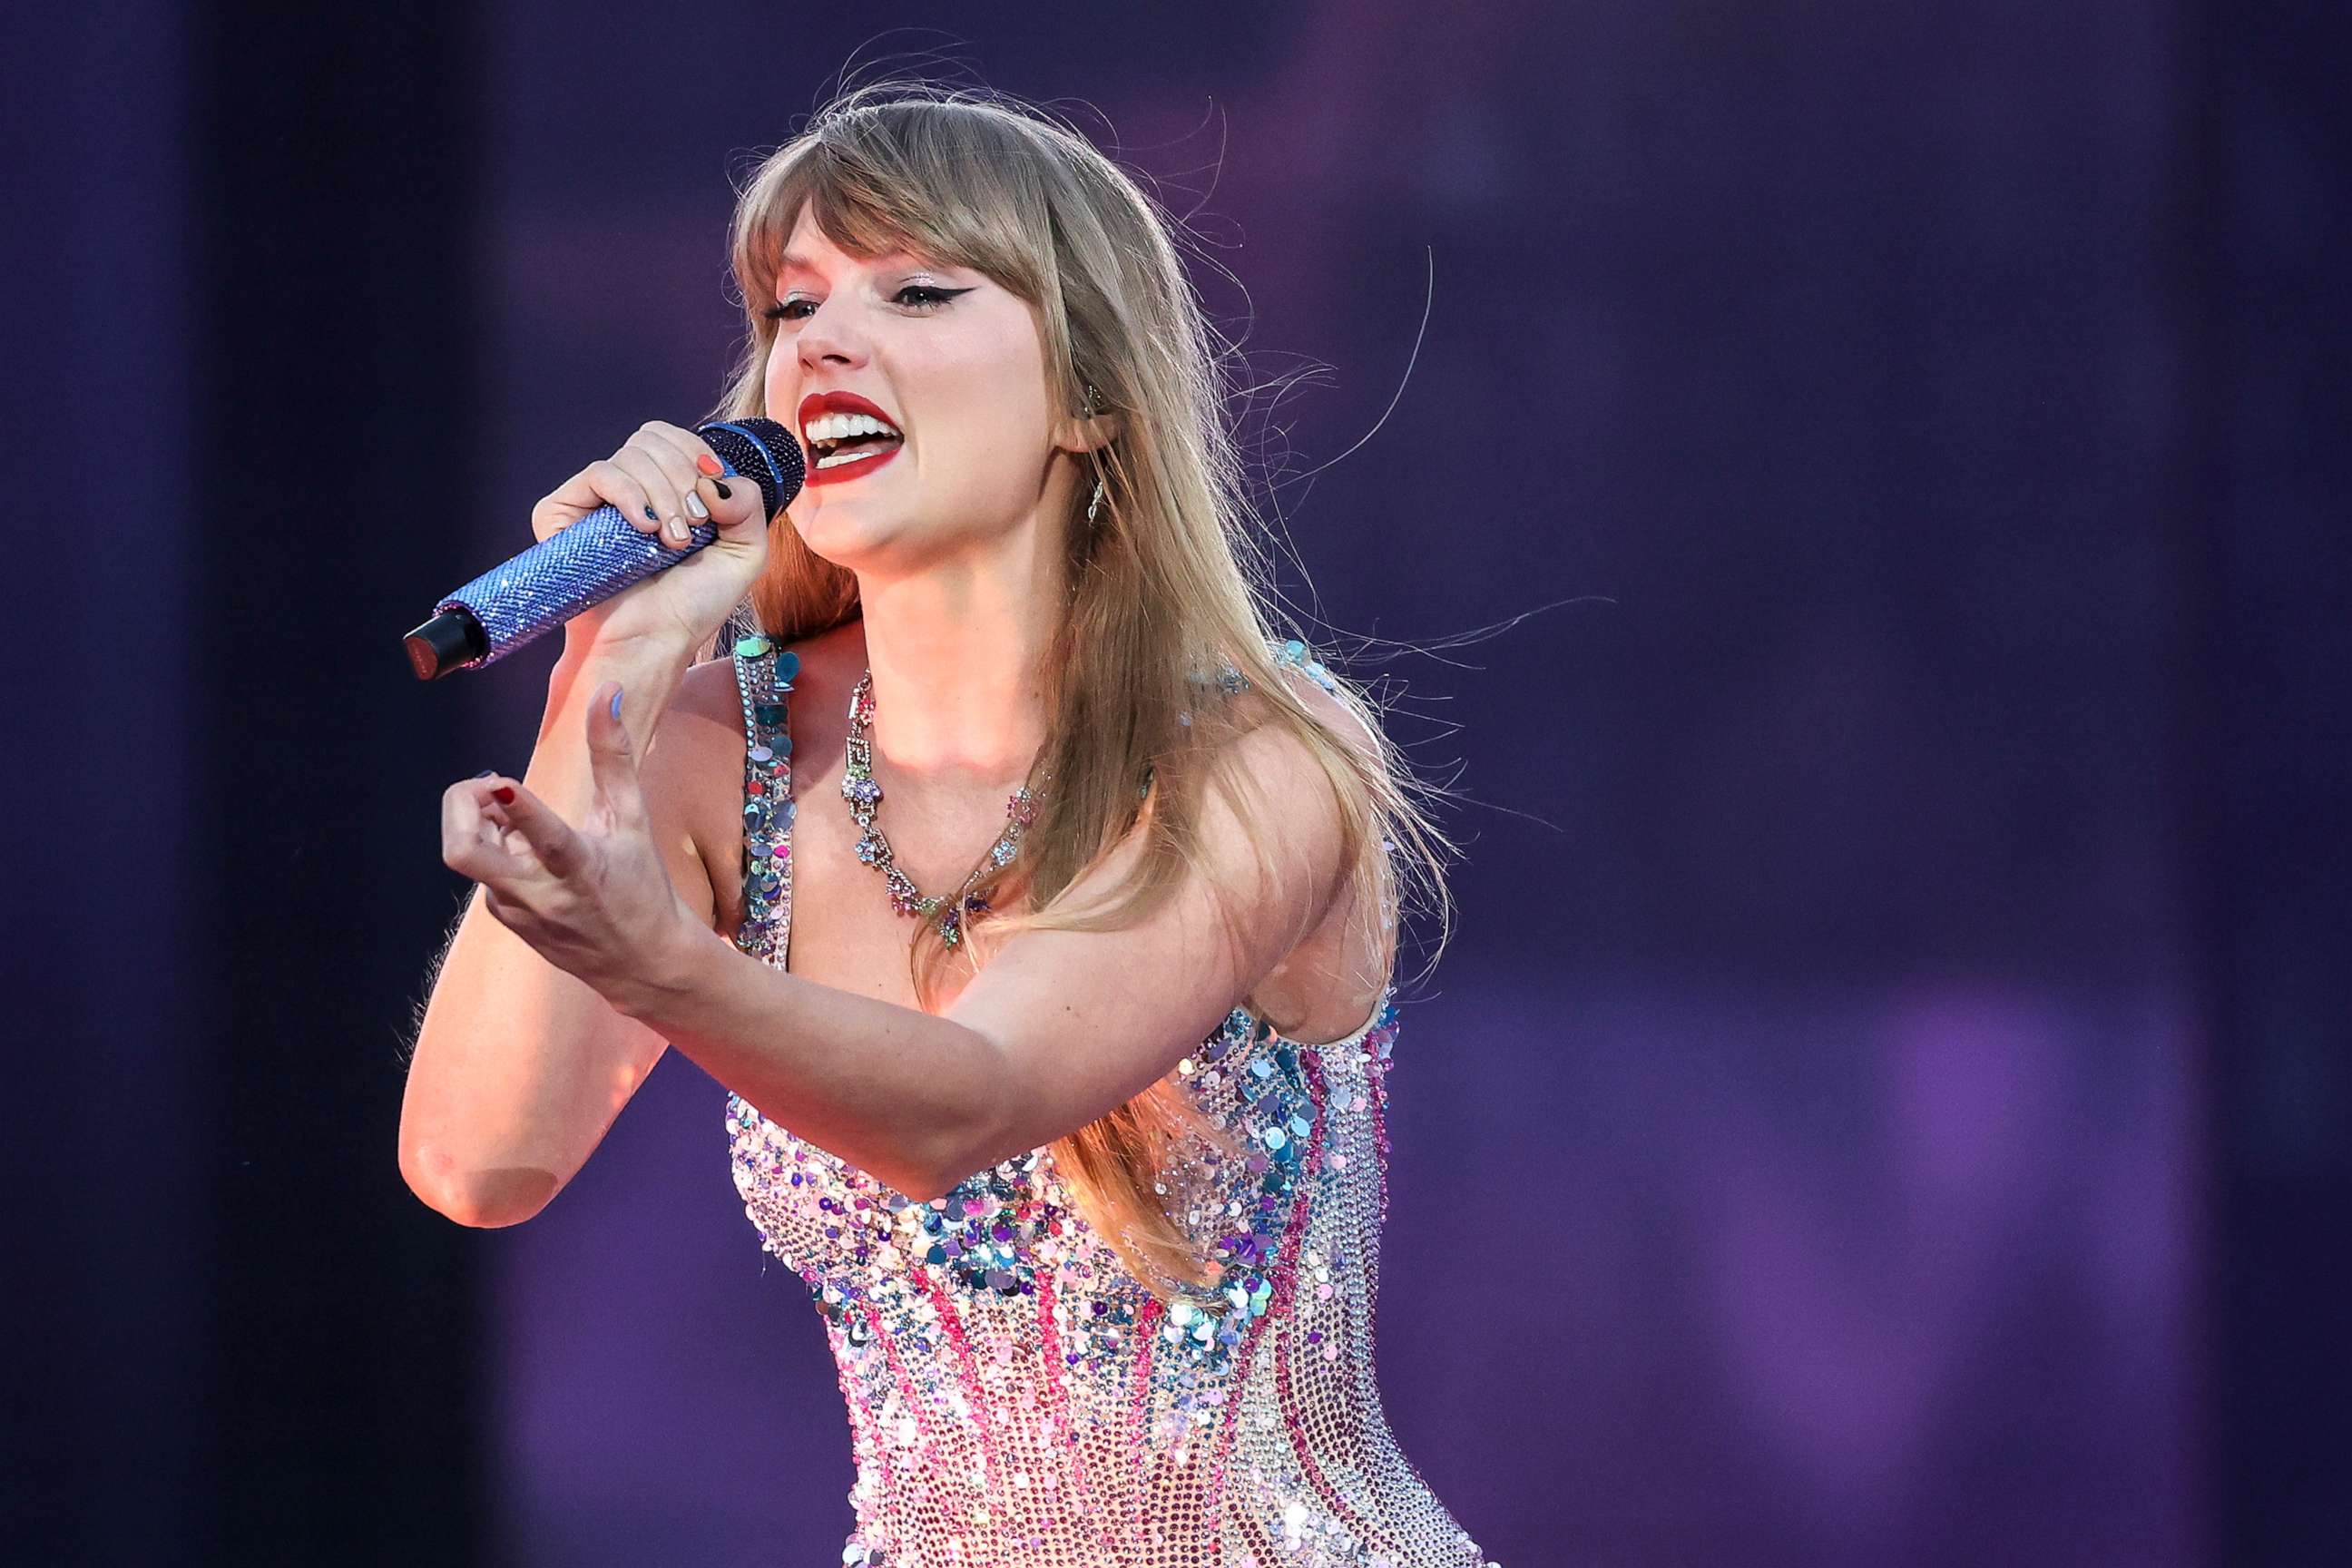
[706,83,1458,1296]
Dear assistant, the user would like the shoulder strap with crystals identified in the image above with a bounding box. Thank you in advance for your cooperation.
[1269,635,1343,697]
[728,633,800,963]
[1188,635,1343,701]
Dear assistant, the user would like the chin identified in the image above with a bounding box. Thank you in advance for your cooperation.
[789,513,867,569]
[792,503,921,571]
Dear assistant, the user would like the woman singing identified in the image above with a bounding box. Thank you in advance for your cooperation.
[402,83,1494,1568]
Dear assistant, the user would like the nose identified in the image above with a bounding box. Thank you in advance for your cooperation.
[796,297,869,373]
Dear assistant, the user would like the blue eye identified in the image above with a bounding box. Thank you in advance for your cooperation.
[762,285,971,323]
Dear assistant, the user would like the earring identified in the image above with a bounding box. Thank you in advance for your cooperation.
[1079,383,1109,524]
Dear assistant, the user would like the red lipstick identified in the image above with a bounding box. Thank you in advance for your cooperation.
[796,390,906,488]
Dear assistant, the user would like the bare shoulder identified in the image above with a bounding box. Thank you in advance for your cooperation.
[1277,656,1383,762]
[620,657,740,928]
[662,652,753,764]
[1219,652,1386,790]
[1222,653,1394,1043]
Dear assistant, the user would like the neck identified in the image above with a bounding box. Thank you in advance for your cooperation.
[853,552,1061,790]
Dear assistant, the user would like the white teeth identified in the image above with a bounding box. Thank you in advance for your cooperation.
[814,446,897,470]
[804,410,903,444]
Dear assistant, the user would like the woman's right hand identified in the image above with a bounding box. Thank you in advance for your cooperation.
[532,419,775,662]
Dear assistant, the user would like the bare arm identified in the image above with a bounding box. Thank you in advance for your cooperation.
[398,641,715,1227]
[608,701,1357,1203]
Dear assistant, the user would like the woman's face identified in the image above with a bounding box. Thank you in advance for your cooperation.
[762,202,1071,573]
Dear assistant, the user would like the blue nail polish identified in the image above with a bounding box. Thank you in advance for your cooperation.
[609,686,624,721]
[474,769,495,779]
[643,505,660,522]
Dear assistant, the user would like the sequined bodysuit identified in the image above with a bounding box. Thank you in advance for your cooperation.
[720,638,1495,1567]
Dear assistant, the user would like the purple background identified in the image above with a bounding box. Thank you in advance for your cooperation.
[10,4,2347,1565]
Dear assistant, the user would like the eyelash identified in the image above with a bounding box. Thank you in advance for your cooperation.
[762,285,965,323]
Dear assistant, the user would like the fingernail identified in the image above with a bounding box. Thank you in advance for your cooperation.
[683,490,710,520]
[696,453,723,476]
[664,517,688,544]
[609,685,624,722]
[712,479,732,501]
[491,785,515,805]
[643,504,660,523]
[474,769,495,779]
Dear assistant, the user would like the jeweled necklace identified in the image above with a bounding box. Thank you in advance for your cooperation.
[839,669,1044,949]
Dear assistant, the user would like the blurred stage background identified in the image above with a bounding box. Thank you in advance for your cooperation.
[9,4,2347,1564]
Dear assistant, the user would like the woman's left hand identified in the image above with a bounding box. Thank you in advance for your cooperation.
[442,680,695,1017]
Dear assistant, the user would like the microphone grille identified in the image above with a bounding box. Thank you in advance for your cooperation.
[697,416,804,520]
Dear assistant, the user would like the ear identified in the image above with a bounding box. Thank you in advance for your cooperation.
[1055,380,1123,455]
[1055,407,1124,455]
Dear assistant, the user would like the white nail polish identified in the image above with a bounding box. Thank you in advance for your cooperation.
[684,490,710,521]
[664,517,688,544]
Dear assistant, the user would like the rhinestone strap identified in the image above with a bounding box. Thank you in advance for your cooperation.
[728,634,799,962]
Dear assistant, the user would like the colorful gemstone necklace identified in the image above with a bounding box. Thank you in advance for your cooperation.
[838,669,1044,949]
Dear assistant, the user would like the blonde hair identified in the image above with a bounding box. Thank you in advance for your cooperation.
[706,82,1458,1297]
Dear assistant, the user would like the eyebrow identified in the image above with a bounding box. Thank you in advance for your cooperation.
[777,250,952,277]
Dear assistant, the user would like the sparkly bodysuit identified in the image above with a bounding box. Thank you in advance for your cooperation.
[720,637,1496,1568]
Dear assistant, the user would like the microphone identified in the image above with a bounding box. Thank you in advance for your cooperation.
[403,416,804,680]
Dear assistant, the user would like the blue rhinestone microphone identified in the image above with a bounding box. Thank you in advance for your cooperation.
[404,416,804,679]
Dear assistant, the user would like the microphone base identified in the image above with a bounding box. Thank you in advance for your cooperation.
[405,607,489,680]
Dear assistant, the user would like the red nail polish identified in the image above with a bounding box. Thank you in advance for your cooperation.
[696,453,723,476]
[491,785,515,805]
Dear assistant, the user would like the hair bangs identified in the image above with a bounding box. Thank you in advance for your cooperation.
[734,109,1055,313]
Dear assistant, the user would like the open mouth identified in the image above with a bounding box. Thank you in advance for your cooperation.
[802,411,906,472]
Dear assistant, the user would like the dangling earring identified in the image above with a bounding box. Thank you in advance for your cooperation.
[1082,383,1110,524]
[1081,383,1109,524]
